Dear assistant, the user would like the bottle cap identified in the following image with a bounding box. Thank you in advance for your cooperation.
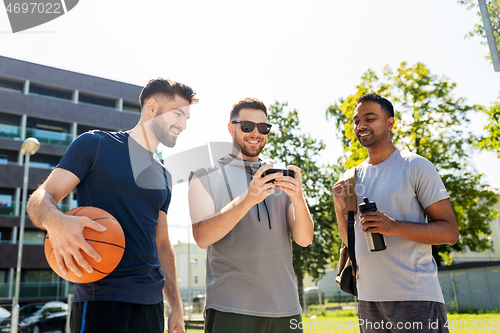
[359,197,377,212]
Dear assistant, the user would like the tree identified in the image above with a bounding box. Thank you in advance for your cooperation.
[326,62,498,265]
[476,96,500,157]
[262,102,341,298]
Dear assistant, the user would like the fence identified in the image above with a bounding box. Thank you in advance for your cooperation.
[0,282,72,302]
[438,261,500,311]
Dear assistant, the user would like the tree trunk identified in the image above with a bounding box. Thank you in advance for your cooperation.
[297,270,305,310]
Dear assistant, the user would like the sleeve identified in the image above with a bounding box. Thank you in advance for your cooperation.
[189,167,219,214]
[411,157,450,209]
[56,131,101,181]
[159,170,172,213]
[189,168,216,199]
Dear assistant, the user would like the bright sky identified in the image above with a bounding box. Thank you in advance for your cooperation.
[1,0,499,243]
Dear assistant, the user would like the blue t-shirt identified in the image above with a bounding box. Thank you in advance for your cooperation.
[57,130,172,304]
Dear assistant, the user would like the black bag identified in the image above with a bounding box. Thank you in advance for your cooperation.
[335,167,358,296]
[339,264,357,296]
[337,213,357,296]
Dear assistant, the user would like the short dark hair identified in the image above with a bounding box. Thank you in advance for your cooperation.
[356,93,394,118]
[230,98,267,120]
[139,78,198,110]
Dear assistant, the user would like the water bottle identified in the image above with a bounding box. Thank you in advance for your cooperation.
[359,197,386,252]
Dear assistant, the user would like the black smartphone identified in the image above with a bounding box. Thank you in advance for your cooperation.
[261,169,296,183]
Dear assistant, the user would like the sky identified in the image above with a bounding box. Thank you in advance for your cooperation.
[1,0,499,244]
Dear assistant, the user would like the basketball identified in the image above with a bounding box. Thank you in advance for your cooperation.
[44,206,125,283]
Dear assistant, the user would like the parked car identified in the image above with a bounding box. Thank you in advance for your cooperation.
[0,307,10,321]
[0,301,67,333]
[303,286,325,305]
[192,294,206,313]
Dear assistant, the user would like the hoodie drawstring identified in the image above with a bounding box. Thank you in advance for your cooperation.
[246,165,271,229]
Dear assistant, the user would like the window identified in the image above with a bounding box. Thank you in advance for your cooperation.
[0,189,15,216]
[23,270,60,283]
[0,112,21,127]
[23,230,45,245]
[194,275,199,285]
[29,82,72,100]
[123,100,141,113]
[0,112,22,141]
[0,76,23,92]
[44,304,66,314]
[193,259,198,268]
[30,153,61,170]
[70,192,78,210]
[79,92,117,109]
[26,118,72,147]
[19,304,43,316]
[0,227,10,242]
[0,270,6,283]
[77,124,115,136]
[0,149,18,165]
[57,196,72,212]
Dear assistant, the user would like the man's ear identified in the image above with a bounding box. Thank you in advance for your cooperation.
[228,122,234,136]
[387,117,395,131]
[146,98,157,117]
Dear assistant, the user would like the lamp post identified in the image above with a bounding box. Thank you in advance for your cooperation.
[11,138,40,333]
[188,258,196,321]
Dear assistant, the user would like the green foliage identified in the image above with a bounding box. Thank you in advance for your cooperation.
[263,102,342,287]
[475,94,500,157]
[458,0,500,165]
[326,62,498,265]
[457,0,487,41]
[458,0,500,62]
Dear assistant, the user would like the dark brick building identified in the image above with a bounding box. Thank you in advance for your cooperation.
[0,55,141,304]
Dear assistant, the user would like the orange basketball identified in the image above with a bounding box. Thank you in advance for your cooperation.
[44,206,125,283]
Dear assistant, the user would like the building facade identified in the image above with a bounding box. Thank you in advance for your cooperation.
[0,55,142,305]
[173,242,206,304]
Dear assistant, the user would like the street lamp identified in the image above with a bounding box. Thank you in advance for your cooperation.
[188,259,196,321]
[11,137,40,333]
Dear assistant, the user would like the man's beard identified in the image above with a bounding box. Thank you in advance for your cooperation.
[150,116,177,148]
[234,135,266,158]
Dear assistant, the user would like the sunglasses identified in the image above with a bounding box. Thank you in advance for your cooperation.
[231,120,272,135]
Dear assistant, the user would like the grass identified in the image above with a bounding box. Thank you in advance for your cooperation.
[299,310,499,333]
[177,309,499,333]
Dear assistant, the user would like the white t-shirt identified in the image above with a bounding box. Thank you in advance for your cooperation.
[348,149,449,302]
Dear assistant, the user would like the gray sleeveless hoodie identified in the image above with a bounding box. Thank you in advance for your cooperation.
[192,154,302,317]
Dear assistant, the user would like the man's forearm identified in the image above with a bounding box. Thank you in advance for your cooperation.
[192,194,254,249]
[391,219,459,245]
[27,187,64,230]
[159,243,183,312]
[289,198,314,247]
[335,208,348,245]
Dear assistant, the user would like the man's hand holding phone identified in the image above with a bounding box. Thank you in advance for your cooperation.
[245,165,281,206]
[267,166,303,203]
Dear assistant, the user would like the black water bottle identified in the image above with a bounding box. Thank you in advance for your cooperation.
[359,197,386,252]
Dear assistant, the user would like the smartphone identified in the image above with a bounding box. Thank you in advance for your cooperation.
[261,168,296,183]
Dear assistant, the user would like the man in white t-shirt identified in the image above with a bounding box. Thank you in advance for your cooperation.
[332,93,459,333]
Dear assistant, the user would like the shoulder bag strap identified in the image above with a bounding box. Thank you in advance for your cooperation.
[344,167,357,277]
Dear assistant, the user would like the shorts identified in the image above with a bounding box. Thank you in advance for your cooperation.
[205,308,303,333]
[70,301,164,333]
[358,300,449,333]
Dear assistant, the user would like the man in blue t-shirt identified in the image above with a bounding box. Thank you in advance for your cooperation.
[27,78,197,333]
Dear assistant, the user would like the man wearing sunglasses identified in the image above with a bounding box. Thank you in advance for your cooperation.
[188,98,314,333]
